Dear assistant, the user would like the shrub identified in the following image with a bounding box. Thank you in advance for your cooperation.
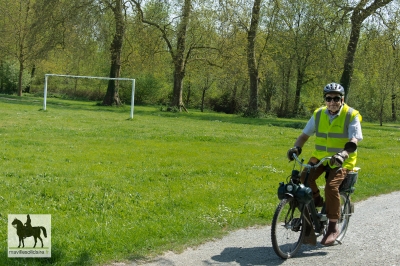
[0,60,30,94]
[119,73,163,104]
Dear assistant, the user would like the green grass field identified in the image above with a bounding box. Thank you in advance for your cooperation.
[1,95,399,265]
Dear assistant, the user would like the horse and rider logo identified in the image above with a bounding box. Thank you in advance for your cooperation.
[8,214,51,258]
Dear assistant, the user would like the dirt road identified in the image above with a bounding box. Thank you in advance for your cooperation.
[116,191,400,266]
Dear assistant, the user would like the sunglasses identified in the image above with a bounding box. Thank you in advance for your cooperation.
[325,96,341,103]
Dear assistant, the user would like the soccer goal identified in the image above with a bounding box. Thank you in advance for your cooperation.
[43,73,136,118]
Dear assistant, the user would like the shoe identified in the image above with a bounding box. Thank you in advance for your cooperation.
[321,223,340,246]
[314,195,324,207]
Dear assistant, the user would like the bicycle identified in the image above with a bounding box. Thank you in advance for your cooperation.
[270,153,359,259]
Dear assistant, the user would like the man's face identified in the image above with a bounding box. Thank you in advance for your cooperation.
[325,93,343,113]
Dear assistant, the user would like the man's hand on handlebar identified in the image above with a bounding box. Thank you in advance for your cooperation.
[287,146,302,161]
[330,150,349,167]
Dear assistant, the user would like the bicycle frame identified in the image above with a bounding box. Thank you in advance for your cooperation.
[290,154,355,237]
[298,156,328,236]
[272,154,357,259]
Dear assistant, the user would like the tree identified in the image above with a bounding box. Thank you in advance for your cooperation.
[0,0,97,96]
[245,0,262,117]
[132,0,192,111]
[206,3,250,114]
[383,9,399,122]
[200,75,214,112]
[0,0,65,96]
[339,0,394,101]
[102,0,127,106]
[290,1,326,115]
[390,40,399,122]
[270,0,336,116]
[219,0,282,116]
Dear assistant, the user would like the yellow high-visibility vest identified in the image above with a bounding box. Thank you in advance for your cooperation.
[311,104,360,169]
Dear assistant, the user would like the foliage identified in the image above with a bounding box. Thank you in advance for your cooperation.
[0,96,399,265]
[209,90,245,114]
[0,61,31,94]
[0,0,398,121]
[120,73,163,104]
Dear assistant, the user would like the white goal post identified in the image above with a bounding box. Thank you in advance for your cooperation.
[43,73,136,118]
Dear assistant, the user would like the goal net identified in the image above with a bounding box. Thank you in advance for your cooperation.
[43,73,136,118]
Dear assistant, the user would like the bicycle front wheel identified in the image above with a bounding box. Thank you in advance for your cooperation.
[336,193,351,242]
[271,198,305,259]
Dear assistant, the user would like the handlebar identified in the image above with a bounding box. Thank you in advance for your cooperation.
[292,154,331,169]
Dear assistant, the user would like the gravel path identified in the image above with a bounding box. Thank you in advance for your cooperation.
[116,191,400,266]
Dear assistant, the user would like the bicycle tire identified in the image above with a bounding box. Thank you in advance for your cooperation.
[336,193,351,242]
[271,198,305,259]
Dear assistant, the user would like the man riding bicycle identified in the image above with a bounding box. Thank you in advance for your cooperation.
[287,83,363,246]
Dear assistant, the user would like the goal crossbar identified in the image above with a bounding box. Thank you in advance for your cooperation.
[43,73,136,118]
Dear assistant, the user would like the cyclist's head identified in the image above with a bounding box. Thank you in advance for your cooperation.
[323,83,344,97]
[323,83,344,114]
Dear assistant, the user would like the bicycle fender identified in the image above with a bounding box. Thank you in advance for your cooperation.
[284,193,294,198]
[303,210,317,246]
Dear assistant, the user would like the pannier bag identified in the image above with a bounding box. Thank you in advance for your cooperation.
[340,167,360,193]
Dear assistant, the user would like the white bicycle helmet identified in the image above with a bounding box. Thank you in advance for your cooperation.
[323,83,345,96]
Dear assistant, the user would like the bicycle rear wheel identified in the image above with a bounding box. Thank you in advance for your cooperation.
[271,198,305,259]
[336,193,351,242]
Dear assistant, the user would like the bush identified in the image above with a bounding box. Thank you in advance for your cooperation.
[209,91,244,114]
[0,60,30,94]
[119,73,163,104]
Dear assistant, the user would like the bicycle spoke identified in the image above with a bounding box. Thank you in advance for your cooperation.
[271,198,305,259]
[336,193,351,242]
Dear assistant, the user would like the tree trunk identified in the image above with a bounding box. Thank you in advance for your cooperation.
[0,61,3,91]
[391,43,398,121]
[172,68,184,110]
[230,83,238,114]
[262,74,274,113]
[392,93,397,121]
[170,0,191,111]
[293,67,304,116]
[17,38,25,96]
[278,66,291,117]
[186,78,191,107]
[340,0,394,102]
[245,0,262,117]
[200,76,212,113]
[339,17,362,101]
[103,0,125,106]
[201,88,206,112]
[18,60,24,96]
[24,64,35,93]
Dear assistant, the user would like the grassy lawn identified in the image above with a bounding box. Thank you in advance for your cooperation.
[1,95,399,265]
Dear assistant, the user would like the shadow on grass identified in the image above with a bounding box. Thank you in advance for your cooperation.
[361,123,400,131]
[0,94,132,115]
[154,110,308,129]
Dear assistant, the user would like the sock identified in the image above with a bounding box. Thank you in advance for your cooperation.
[328,221,337,233]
